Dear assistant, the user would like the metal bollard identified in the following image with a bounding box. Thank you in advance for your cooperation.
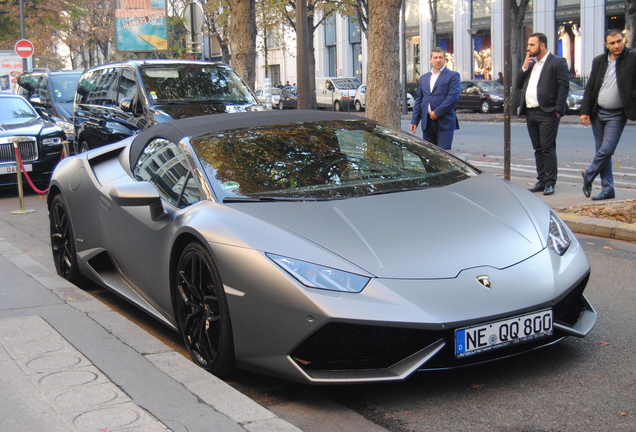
[10,137,36,215]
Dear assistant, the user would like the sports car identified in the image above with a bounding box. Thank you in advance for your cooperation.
[47,110,597,384]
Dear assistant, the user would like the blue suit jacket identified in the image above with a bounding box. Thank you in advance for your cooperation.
[411,68,461,131]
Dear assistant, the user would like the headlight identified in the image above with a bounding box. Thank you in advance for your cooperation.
[42,137,63,146]
[490,95,504,101]
[54,119,74,136]
[268,254,370,293]
[548,210,571,255]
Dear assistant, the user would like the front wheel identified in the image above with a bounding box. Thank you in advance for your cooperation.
[49,194,85,285]
[355,100,363,112]
[79,140,90,153]
[480,100,492,114]
[334,100,342,112]
[175,242,235,376]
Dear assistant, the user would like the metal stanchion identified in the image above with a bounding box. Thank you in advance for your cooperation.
[10,137,36,215]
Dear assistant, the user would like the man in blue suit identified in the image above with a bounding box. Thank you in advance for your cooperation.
[410,47,461,150]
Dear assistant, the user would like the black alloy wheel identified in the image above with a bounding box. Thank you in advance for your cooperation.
[79,140,90,153]
[49,194,84,285]
[175,242,235,376]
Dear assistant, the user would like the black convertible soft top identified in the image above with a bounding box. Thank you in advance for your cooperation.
[129,110,363,171]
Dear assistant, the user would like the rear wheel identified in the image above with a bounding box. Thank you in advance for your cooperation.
[175,242,235,376]
[49,194,85,285]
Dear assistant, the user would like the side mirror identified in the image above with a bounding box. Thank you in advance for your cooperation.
[109,182,166,221]
[120,98,134,113]
[29,94,43,107]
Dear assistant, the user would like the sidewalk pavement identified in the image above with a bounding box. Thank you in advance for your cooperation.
[0,223,301,430]
[1,113,635,431]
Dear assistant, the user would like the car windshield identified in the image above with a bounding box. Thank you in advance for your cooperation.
[0,96,37,122]
[140,64,257,105]
[476,81,504,91]
[191,120,479,201]
[331,78,362,90]
[49,73,82,103]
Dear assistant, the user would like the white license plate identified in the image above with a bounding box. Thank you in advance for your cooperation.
[1,164,33,175]
[455,309,553,358]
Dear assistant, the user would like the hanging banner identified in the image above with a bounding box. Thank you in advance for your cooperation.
[115,0,168,53]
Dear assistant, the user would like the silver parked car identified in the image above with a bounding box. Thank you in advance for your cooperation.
[354,84,414,112]
[48,110,596,384]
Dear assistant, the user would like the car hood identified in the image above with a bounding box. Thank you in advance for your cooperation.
[153,103,260,120]
[235,174,547,279]
[0,117,44,136]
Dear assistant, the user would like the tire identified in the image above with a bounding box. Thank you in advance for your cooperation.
[355,100,363,112]
[175,242,235,376]
[79,140,90,153]
[480,100,492,114]
[49,194,85,285]
[279,100,284,109]
[334,100,342,112]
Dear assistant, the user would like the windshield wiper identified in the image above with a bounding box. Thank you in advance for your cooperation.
[223,196,327,203]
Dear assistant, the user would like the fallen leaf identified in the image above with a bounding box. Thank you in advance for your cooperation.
[621,413,627,417]
[604,246,613,250]
[469,383,485,389]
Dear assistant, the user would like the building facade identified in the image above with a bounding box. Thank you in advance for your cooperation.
[252,0,626,91]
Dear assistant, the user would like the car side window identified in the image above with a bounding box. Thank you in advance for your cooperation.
[37,76,51,104]
[118,68,137,103]
[86,68,120,106]
[133,138,201,208]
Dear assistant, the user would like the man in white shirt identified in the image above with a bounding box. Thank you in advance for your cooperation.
[515,33,569,196]
[410,48,461,150]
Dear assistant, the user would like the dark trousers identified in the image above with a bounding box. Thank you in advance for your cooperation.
[422,118,454,151]
[525,108,560,187]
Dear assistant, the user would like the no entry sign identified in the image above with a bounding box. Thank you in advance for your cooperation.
[15,39,34,58]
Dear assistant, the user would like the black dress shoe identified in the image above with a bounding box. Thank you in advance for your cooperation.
[591,191,615,201]
[543,185,555,195]
[582,172,591,198]
[528,183,545,193]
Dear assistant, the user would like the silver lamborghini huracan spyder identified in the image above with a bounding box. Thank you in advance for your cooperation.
[48,110,597,384]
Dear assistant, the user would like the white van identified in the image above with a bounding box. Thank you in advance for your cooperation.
[315,77,361,111]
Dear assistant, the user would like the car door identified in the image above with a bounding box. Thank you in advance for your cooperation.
[100,136,203,316]
[461,83,481,110]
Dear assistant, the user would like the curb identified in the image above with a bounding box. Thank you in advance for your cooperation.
[557,212,636,243]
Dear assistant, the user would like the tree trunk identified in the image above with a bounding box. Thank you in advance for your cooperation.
[227,0,257,89]
[508,0,530,115]
[367,0,402,127]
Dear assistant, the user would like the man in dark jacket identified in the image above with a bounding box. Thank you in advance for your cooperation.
[516,33,569,196]
[580,29,636,200]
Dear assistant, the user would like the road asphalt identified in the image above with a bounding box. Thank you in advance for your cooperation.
[1,111,635,432]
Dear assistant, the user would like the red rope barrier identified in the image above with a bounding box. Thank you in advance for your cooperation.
[13,145,66,195]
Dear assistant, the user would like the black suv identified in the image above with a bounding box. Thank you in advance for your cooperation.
[73,60,261,153]
[16,68,83,145]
